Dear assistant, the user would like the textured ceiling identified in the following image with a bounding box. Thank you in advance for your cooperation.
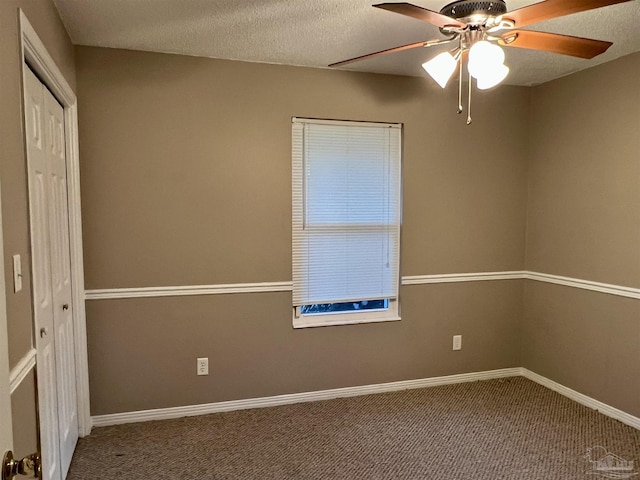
[53,0,640,86]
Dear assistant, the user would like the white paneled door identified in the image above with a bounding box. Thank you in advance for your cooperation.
[24,66,78,480]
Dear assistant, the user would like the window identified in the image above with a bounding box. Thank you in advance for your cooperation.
[292,118,402,328]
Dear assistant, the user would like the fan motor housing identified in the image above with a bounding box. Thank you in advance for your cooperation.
[440,0,507,24]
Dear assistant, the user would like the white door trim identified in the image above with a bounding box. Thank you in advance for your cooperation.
[0,181,15,453]
[19,10,91,437]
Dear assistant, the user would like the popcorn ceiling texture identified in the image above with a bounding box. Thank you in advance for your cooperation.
[53,0,640,85]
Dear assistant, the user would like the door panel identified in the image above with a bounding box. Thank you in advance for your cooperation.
[43,82,79,477]
[24,66,61,480]
[41,343,59,480]
[25,65,79,480]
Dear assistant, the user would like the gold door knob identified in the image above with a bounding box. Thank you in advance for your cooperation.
[2,451,40,480]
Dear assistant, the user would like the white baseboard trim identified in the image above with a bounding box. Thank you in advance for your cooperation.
[91,367,521,427]
[520,368,640,430]
[91,367,640,431]
[9,348,37,394]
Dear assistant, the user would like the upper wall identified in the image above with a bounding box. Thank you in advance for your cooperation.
[76,46,529,290]
[526,53,640,288]
[0,1,76,367]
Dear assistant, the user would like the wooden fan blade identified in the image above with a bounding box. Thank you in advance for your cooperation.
[503,0,635,29]
[374,3,465,29]
[500,30,613,59]
[329,40,435,67]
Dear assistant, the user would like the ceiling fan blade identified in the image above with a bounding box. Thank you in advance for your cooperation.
[503,0,635,29]
[329,40,441,67]
[500,30,613,59]
[374,3,465,29]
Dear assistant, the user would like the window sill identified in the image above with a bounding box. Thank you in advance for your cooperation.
[293,315,401,329]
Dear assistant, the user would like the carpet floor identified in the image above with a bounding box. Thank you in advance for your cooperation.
[67,377,640,479]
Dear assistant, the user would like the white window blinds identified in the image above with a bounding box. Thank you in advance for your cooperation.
[292,118,402,307]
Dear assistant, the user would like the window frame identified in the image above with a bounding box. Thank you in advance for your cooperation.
[294,299,400,328]
[291,117,402,329]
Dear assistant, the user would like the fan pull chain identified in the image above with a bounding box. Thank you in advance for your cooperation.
[457,57,463,114]
[467,70,472,125]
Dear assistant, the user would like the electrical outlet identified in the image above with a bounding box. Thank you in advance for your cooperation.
[453,335,462,351]
[197,357,209,376]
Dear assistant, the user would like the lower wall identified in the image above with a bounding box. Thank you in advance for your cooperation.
[87,280,523,415]
[10,370,38,458]
[522,281,640,418]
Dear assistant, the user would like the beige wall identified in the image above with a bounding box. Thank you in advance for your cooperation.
[76,46,529,415]
[0,0,75,455]
[523,282,639,417]
[86,282,523,414]
[77,47,529,289]
[11,370,38,458]
[526,53,640,288]
[523,53,640,417]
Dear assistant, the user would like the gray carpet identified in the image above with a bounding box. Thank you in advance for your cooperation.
[68,377,640,479]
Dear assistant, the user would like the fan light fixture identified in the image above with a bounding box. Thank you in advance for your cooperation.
[421,49,462,88]
[420,31,511,124]
[423,39,509,90]
[468,40,509,89]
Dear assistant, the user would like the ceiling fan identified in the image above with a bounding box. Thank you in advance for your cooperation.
[330,0,634,123]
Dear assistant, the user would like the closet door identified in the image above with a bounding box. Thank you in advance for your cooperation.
[43,77,79,477]
[24,65,61,480]
[24,65,78,480]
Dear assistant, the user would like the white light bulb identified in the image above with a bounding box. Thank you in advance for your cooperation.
[422,52,457,89]
[476,64,510,90]
[468,41,506,79]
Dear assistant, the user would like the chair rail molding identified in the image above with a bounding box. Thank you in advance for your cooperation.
[9,348,37,394]
[85,281,294,300]
[84,271,640,300]
[402,271,526,284]
[523,272,640,300]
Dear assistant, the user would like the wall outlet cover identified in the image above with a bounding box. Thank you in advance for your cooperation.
[197,357,209,375]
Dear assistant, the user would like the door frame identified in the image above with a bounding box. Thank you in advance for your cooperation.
[1,180,14,455]
[19,10,91,437]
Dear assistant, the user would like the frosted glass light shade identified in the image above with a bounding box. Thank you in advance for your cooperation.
[468,40,509,89]
[468,41,505,79]
[476,64,510,90]
[469,41,504,67]
[422,52,457,89]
